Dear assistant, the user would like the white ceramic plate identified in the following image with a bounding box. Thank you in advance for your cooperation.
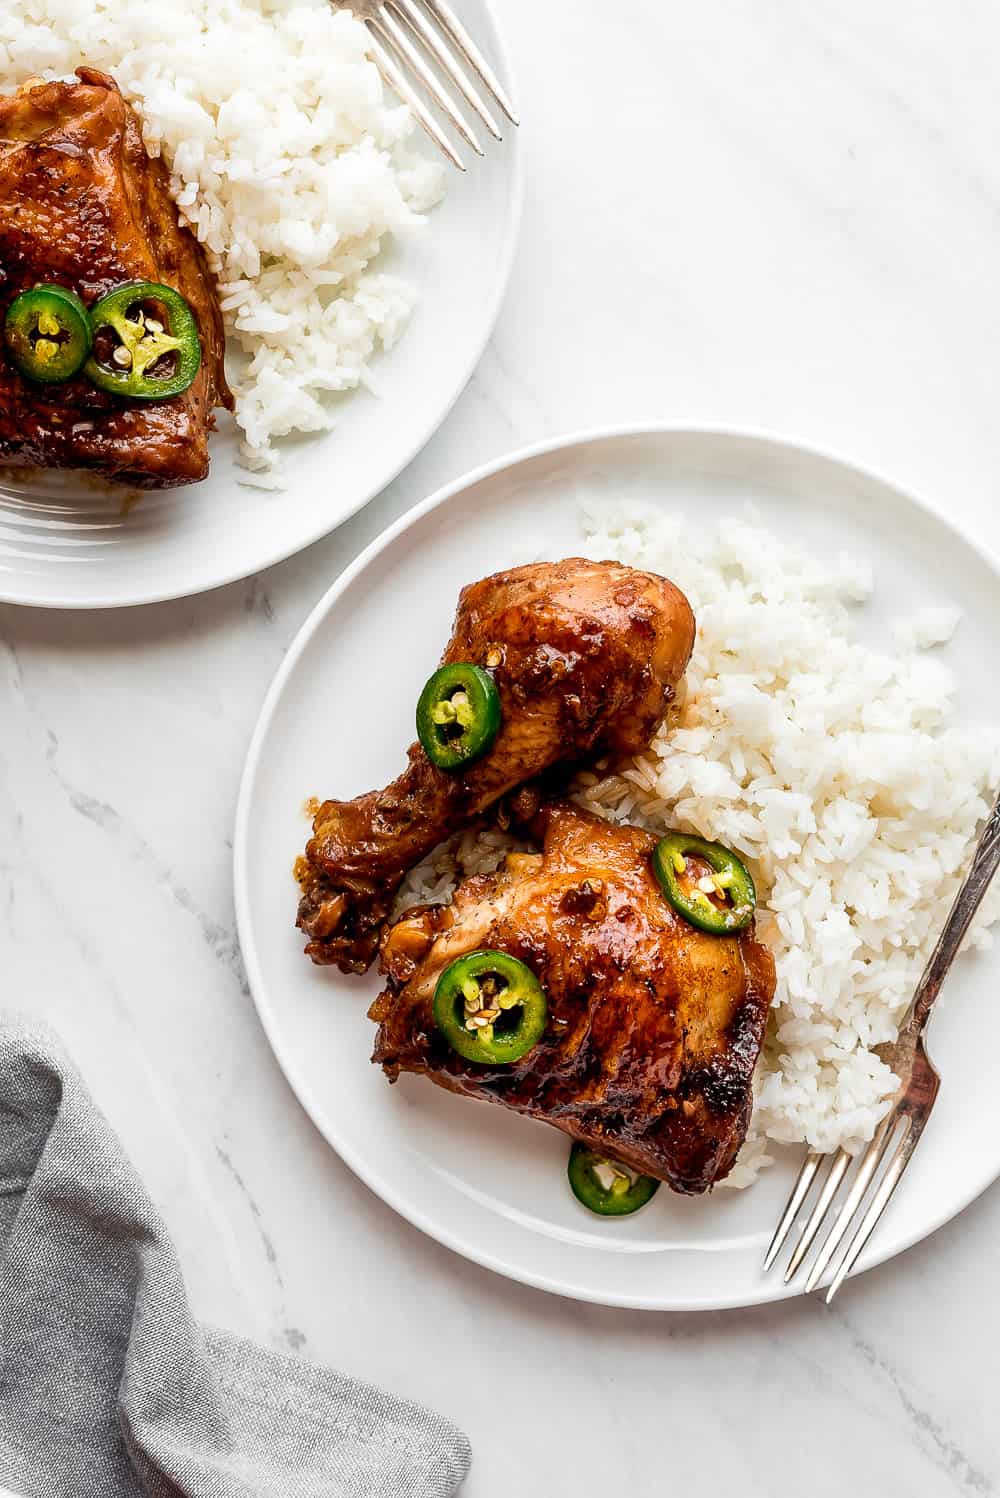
[234,426,1000,1310]
[0,1,521,610]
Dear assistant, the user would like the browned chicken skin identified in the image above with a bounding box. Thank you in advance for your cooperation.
[0,68,231,487]
[297,558,696,972]
[371,801,776,1195]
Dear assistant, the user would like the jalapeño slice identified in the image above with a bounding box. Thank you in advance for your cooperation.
[567,1144,661,1217]
[652,832,756,935]
[84,281,201,400]
[4,285,92,383]
[416,662,501,772]
[433,950,546,1065]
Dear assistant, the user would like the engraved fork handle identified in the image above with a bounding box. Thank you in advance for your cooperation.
[901,790,1000,1037]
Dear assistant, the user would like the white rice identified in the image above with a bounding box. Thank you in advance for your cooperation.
[400,505,1000,1187]
[1,0,445,481]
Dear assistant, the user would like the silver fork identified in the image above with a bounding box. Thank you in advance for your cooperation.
[764,788,1000,1302]
[334,0,518,170]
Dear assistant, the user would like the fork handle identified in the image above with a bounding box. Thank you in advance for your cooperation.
[903,789,1000,1036]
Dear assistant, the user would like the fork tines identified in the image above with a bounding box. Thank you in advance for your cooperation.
[357,0,518,169]
[763,1109,925,1303]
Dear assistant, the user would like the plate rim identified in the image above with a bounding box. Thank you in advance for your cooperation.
[0,0,524,612]
[234,420,1000,1310]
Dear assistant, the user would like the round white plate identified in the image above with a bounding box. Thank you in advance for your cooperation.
[0,1,521,610]
[234,425,1000,1310]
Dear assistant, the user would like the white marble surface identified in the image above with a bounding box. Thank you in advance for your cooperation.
[3,2,1000,1492]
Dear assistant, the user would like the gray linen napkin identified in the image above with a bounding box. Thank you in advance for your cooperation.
[0,1016,471,1498]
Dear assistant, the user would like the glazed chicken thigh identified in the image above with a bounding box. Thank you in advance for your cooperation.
[0,68,231,486]
[297,558,695,972]
[371,801,776,1194]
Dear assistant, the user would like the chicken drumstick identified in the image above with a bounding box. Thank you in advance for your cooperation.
[296,558,695,972]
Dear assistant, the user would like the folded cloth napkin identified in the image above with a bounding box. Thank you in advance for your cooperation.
[0,1016,471,1498]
